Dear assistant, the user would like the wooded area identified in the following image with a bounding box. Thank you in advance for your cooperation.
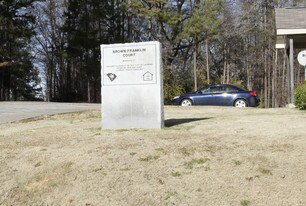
[1,0,306,107]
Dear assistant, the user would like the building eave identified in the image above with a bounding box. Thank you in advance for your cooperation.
[277,29,306,35]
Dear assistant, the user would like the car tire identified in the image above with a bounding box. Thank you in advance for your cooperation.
[180,99,193,106]
[234,99,247,108]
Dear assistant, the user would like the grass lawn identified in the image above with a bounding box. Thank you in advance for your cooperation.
[0,106,305,206]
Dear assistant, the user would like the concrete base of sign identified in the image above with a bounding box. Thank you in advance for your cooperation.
[102,85,163,129]
[101,41,164,129]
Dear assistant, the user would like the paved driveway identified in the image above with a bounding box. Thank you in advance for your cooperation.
[0,101,101,124]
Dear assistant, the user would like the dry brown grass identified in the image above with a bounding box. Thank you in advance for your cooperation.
[0,106,305,206]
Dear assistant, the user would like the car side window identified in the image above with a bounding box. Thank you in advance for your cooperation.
[222,86,238,93]
[201,87,210,94]
[201,86,219,94]
[219,86,227,92]
[210,86,220,93]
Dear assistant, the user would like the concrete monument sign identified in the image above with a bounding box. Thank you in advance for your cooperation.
[101,41,164,129]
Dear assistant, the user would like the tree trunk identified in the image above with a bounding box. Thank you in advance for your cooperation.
[223,44,227,84]
[206,39,210,84]
[264,3,268,108]
[88,79,91,103]
[272,49,278,107]
[193,46,197,91]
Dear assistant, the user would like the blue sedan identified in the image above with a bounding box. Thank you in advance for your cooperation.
[171,84,260,107]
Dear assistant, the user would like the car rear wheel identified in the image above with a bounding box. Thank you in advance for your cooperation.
[234,99,247,108]
[180,99,192,106]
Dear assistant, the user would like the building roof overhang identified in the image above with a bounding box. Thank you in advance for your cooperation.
[275,8,306,49]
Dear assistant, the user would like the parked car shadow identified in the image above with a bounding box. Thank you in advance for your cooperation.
[164,118,211,127]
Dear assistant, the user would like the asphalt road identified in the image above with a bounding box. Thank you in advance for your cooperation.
[0,101,101,124]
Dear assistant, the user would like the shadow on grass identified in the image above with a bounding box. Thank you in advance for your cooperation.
[165,118,211,127]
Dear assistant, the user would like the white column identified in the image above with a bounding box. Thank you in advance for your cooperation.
[289,38,294,104]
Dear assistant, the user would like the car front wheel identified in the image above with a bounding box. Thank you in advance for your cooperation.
[234,99,247,108]
[180,99,192,106]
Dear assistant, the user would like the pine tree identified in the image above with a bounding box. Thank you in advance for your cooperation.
[0,0,41,101]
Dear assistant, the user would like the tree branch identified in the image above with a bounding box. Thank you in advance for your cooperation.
[0,61,12,68]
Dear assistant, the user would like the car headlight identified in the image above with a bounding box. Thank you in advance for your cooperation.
[172,96,180,100]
